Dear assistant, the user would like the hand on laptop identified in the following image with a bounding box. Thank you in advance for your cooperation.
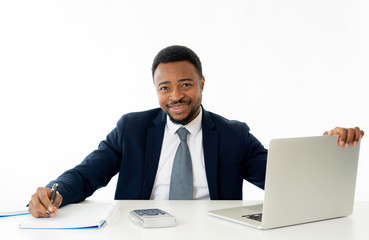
[28,187,63,218]
[324,127,364,148]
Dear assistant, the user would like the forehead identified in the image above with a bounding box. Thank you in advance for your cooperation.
[153,61,199,84]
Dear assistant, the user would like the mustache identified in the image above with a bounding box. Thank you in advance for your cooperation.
[166,100,191,107]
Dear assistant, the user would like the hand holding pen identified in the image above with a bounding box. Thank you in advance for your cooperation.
[28,183,63,218]
[47,183,58,215]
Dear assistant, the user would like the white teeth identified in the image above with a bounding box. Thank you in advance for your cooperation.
[172,105,185,109]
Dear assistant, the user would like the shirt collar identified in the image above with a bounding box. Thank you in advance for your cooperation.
[166,107,202,136]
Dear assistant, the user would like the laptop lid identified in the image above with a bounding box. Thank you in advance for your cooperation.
[262,135,360,229]
[209,135,361,230]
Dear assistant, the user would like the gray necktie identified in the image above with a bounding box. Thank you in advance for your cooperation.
[169,127,193,200]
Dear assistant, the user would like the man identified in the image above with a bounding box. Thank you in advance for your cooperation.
[28,45,364,218]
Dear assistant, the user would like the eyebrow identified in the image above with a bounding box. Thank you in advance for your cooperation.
[157,78,194,87]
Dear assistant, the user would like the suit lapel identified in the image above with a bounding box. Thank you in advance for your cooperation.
[141,111,166,199]
[202,108,220,200]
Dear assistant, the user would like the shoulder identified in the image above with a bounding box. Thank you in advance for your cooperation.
[203,108,267,157]
[119,108,163,121]
[117,108,165,127]
[203,109,250,132]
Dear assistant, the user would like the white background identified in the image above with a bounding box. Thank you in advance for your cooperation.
[1,0,368,202]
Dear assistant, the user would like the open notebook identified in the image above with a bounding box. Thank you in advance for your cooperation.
[19,201,119,229]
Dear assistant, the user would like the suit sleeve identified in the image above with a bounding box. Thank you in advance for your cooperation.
[242,123,268,189]
[46,117,125,207]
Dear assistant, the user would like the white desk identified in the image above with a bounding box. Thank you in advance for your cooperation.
[1,200,368,240]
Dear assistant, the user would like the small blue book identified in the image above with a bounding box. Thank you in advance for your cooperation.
[19,201,119,229]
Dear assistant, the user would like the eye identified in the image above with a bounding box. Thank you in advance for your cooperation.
[159,86,169,91]
[182,83,192,88]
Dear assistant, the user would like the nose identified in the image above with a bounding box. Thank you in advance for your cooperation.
[170,88,184,102]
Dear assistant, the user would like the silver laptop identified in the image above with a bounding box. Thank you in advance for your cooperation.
[208,135,361,230]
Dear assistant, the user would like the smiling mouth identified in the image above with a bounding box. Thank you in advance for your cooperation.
[167,101,191,113]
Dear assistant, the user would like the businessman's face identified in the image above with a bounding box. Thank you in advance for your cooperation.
[154,61,204,125]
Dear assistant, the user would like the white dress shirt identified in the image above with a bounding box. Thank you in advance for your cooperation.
[150,108,210,200]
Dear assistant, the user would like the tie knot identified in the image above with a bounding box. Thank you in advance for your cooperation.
[176,127,188,141]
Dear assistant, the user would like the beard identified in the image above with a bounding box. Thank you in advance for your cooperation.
[167,103,201,125]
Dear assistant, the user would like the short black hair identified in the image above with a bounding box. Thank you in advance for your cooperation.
[152,45,203,78]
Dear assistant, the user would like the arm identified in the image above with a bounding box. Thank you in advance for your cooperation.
[47,126,123,207]
[28,117,126,217]
[242,124,268,190]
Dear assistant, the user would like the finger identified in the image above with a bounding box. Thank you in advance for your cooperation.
[333,127,347,146]
[38,188,57,214]
[352,127,361,146]
[353,127,365,146]
[29,191,50,218]
[323,130,334,136]
[53,192,63,209]
[345,128,355,147]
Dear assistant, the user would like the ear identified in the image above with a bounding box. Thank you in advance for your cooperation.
[200,76,205,91]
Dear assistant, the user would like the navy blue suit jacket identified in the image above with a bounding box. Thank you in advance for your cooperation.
[48,107,268,207]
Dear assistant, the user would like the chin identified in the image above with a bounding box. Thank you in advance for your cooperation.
[168,107,199,125]
[168,115,190,125]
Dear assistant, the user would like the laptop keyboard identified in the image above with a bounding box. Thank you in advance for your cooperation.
[242,213,263,222]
